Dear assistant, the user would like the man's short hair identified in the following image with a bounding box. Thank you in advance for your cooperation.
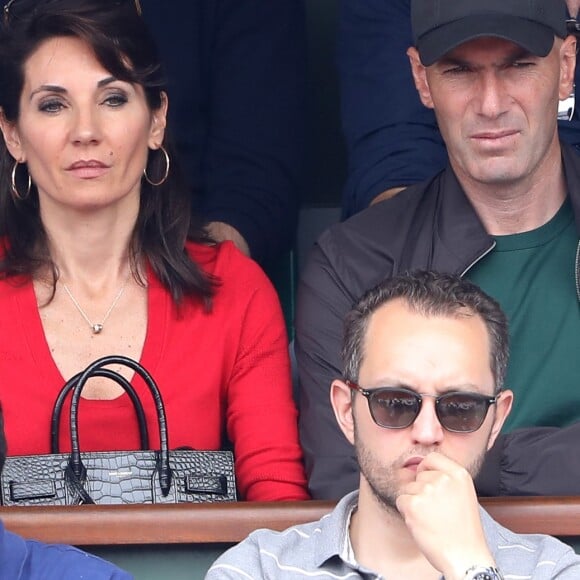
[342,271,509,392]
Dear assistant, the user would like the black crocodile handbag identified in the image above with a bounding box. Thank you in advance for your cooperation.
[0,355,237,506]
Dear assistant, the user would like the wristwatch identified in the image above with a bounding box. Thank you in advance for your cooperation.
[463,565,504,580]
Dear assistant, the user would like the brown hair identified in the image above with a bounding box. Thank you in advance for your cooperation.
[342,270,510,392]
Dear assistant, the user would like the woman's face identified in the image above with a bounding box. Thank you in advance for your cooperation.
[0,35,167,216]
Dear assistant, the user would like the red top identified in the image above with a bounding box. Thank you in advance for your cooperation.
[0,241,308,501]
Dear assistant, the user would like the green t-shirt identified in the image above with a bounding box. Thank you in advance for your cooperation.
[467,200,580,432]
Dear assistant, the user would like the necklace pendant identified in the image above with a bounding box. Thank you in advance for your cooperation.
[62,278,128,336]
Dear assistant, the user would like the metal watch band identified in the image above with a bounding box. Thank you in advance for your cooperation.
[463,565,504,580]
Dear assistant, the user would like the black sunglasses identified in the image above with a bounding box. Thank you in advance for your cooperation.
[346,381,498,433]
[3,0,142,25]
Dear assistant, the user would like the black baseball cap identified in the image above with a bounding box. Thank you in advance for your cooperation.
[411,0,568,66]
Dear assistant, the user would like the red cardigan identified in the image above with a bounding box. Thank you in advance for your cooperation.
[0,241,308,501]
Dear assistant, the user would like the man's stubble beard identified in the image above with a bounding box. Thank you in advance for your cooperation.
[354,421,486,515]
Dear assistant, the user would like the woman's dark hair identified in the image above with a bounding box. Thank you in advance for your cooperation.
[0,0,216,307]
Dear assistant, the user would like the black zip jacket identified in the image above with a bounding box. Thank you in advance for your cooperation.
[296,144,580,500]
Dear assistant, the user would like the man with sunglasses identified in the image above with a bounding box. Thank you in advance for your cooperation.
[297,0,580,501]
[207,272,580,579]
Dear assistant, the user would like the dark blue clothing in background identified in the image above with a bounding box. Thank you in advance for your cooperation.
[0,521,131,579]
[142,0,307,265]
[338,0,580,218]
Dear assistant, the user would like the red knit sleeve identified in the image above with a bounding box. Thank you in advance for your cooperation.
[220,246,309,501]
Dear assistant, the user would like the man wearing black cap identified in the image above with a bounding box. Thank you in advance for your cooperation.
[296,0,580,500]
[412,0,566,64]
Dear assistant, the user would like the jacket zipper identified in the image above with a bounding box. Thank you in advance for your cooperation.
[575,241,580,302]
[459,241,497,278]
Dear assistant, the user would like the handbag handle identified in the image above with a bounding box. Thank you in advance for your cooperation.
[68,355,172,496]
[51,368,150,453]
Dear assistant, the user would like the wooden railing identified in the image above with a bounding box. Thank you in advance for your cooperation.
[1,496,580,546]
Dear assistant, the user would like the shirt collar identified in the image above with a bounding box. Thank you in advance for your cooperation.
[314,491,378,577]
[313,490,359,567]
[341,501,358,565]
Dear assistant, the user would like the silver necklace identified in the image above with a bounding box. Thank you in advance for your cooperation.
[62,278,129,335]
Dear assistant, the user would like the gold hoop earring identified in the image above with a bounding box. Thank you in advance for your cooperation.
[11,160,32,202]
[144,145,170,186]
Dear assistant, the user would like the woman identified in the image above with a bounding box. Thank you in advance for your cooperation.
[0,0,308,501]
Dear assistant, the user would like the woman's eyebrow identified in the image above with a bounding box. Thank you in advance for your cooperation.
[29,76,119,101]
[97,76,117,88]
[29,85,66,100]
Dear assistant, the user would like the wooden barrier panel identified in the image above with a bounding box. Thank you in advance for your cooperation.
[2,497,580,546]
